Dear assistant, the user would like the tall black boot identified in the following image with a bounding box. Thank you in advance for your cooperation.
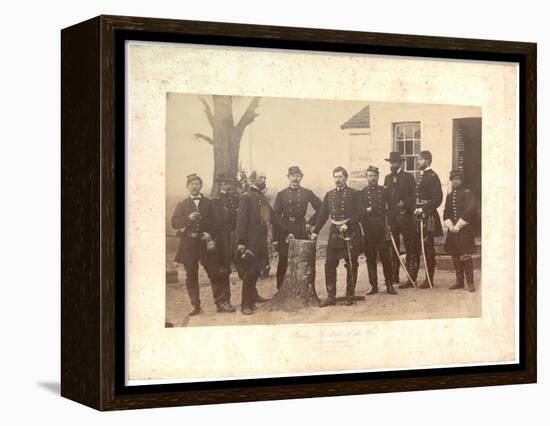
[366,258,378,295]
[276,256,288,290]
[321,263,337,307]
[463,256,475,292]
[449,255,464,289]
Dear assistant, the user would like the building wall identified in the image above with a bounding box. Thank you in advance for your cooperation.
[347,102,482,224]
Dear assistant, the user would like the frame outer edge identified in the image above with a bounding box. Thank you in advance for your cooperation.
[60,16,103,410]
[79,14,537,410]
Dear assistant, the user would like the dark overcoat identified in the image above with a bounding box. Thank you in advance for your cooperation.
[213,190,239,269]
[415,169,443,237]
[383,170,416,227]
[443,186,477,254]
[236,187,286,259]
[171,195,219,265]
[358,184,390,243]
[272,186,322,256]
[313,186,364,257]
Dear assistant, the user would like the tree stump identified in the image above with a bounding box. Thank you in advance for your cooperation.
[265,239,320,312]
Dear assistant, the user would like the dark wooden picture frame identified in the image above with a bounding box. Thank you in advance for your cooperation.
[61,15,537,411]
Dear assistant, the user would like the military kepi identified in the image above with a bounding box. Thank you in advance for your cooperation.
[216,172,235,183]
[366,165,379,174]
[287,166,303,176]
[385,151,403,162]
[186,173,203,185]
[449,169,464,180]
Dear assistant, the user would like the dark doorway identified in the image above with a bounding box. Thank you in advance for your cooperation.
[452,117,482,237]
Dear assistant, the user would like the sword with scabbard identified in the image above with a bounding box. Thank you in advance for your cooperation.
[331,218,356,287]
[416,199,433,288]
[387,215,417,288]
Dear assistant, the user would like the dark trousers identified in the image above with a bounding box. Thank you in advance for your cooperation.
[325,244,358,298]
[181,237,224,308]
[410,231,436,283]
[217,229,236,304]
[364,236,392,288]
[389,214,414,284]
[452,254,474,285]
[239,226,269,309]
[241,271,259,309]
[276,255,288,289]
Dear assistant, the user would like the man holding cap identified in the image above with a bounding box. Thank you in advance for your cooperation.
[383,152,416,288]
[411,151,443,288]
[171,173,231,316]
[273,166,322,289]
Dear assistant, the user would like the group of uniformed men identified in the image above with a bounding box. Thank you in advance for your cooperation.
[171,150,477,316]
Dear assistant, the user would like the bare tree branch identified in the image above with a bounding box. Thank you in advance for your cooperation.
[198,96,215,128]
[236,97,261,131]
[193,133,213,145]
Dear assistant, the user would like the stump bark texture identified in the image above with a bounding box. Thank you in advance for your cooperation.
[266,239,320,311]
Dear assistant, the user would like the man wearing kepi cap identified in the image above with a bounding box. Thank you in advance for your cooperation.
[273,166,322,289]
[311,166,364,307]
[443,169,477,292]
[383,152,417,288]
[411,151,443,288]
[171,173,232,316]
[359,166,396,295]
[212,173,239,311]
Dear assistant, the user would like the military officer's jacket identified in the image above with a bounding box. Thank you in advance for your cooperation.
[443,186,477,254]
[415,168,443,236]
[358,184,390,239]
[273,186,322,242]
[213,190,239,232]
[443,187,476,225]
[313,186,364,236]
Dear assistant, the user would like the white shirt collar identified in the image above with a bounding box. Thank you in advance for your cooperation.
[421,166,432,175]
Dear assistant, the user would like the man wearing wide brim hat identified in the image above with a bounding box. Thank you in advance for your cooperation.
[383,152,417,288]
[272,166,322,289]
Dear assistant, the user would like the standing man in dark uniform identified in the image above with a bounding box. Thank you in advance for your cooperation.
[411,151,443,288]
[311,166,364,306]
[236,170,287,315]
[171,174,234,316]
[383,152,417,289]
[212,173,239,312]
[444,169,477,292]
[273,166,322,289]
[359,166,396,295]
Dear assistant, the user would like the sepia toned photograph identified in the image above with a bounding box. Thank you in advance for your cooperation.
[165,95,482,328]
[124,41,519,384]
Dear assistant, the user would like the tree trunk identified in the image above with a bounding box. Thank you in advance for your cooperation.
[194,95,260,196]
[211,96,241,195]
[265,239,320,312]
